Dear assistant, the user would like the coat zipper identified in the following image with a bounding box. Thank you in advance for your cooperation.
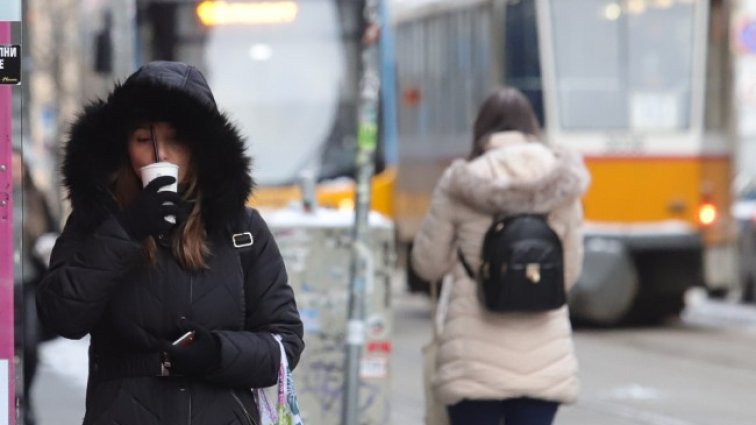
[187,391,192,425]
[231,391,257,425]
[187,276,194,425]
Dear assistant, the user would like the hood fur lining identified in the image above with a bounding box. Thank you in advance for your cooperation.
[443,145,590,215]
[62,62,253,233]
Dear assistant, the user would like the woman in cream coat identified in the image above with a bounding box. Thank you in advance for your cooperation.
[412,87,590,425]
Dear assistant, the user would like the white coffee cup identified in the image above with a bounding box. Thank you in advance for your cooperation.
[139,162,179,224]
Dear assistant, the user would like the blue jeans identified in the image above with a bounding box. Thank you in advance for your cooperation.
[447,398,559,425]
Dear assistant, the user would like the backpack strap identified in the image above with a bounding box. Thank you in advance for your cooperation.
[229,208,257,280]
[457,249,475,279]
[457,213,505,280]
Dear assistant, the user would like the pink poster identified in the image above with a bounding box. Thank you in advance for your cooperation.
[0,20,14,425]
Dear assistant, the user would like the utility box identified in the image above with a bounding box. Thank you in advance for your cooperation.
[263,208,396,425]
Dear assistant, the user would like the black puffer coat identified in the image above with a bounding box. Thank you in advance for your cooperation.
[37,61,304,425]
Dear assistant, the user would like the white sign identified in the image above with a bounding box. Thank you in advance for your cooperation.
[736,58,756,137]
[0,1,20,21]
[0,360,7,425]
[630,92,680,131]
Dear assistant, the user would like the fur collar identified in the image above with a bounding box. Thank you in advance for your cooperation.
[442,133,590,214]
[62,61,253,233]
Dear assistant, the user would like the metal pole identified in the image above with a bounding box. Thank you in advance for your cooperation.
[0,20,16,425]
[342,0,381,423]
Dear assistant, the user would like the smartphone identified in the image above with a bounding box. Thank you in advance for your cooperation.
[172,331,196,347]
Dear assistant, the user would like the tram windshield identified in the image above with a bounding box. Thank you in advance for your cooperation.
[549,0,696,131]
[168,0,354,186]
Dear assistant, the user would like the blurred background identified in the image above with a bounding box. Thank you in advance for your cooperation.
[8,0,756,424]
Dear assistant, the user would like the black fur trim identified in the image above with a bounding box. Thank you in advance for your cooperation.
[62,62,254,233]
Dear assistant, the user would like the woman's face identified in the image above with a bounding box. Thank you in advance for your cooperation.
[128,122,191,183]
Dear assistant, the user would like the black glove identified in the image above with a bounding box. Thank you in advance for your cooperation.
[165,323,221,377]
[116,176,182,240]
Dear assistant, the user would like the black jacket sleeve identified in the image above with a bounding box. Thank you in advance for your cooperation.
[207,209,304,388]
[35,211,143,339]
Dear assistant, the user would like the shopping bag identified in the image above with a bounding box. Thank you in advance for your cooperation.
[256,334,304,425]
[423,339,449,425]
[423,277,450,425]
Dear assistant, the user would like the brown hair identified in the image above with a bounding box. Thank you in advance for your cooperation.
[469,87,541,160]
[111,161,209,271]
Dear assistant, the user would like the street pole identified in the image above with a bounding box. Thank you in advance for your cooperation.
[0,19,16,425]
[342,0,381,423]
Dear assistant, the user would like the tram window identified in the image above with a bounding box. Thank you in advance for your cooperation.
[549,0,695,131]
[190,0,349,185]
[425,18,435,135]
[475,7,491,115]
[450,13,461,133]
[436,12,450,134]
[704,0,729,131]
[550,0,626,129]
[433,16,444,133]
[459,10,475,133]
[504,0,544,126]
[409,21,421,139]
[440,14,451,134]
[627,4,694,130]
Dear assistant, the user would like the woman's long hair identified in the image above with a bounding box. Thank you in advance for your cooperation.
[468,87,541,160]
[111,159,209,271]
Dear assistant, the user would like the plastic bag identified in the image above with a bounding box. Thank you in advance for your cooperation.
[424,276,450,425]
[257,334,304,425]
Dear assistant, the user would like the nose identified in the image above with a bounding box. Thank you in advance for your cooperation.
[156,140,169,162]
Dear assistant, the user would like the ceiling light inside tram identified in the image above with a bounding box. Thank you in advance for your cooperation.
[626,0,646,15]
[196,1,298,26]
[604,3,622,21]
[651,0,674,9]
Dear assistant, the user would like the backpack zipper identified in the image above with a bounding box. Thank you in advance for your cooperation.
[231,390,257,425]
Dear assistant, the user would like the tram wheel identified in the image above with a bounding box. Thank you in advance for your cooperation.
[622,292,685,326]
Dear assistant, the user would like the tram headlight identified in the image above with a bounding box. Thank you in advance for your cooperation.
[338,198,355,211]
[698,203,718,226]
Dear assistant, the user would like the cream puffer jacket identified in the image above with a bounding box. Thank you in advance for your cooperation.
[412,131,590,405]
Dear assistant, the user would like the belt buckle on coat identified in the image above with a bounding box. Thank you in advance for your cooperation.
[233,232,254,248]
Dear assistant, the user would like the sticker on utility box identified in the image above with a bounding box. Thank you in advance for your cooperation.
[360,355,388,379]
[0,45,20,85]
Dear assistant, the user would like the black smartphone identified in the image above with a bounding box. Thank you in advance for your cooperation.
[172,331,196,347]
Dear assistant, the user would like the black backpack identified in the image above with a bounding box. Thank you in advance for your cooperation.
[458,214,566,313]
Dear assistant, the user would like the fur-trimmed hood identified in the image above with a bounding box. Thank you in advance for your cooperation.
[62,61,253,233]
[442,131,590,214]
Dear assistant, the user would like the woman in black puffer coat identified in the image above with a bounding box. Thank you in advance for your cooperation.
[36,61,304,425]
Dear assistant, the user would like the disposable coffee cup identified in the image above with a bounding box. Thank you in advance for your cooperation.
[140,162,179,224]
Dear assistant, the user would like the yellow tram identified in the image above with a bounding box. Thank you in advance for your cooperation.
[393,0,736,324]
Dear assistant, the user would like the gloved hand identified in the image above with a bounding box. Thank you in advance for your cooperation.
[116,176,182,240]
[164,323,221,377]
